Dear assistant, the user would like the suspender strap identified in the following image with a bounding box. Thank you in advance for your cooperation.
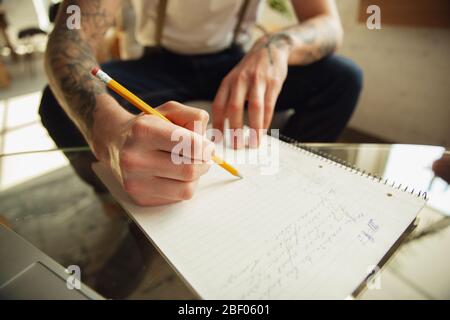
[154,0,168,46]
[232,0,251,45]
[154,0,251,47]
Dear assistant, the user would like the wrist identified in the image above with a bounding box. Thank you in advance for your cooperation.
[256,32,293,63]
[260,32,293,49]
[91,94,134,161]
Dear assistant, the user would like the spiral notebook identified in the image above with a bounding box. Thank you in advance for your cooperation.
[92,134,426,299]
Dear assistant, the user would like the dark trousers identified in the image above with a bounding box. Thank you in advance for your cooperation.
[39,45,362,149]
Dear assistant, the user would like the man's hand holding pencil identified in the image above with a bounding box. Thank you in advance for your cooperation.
[92,97,214,207]
[90,67,242,206]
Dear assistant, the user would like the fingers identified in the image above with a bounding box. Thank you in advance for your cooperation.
[157,100,210,135]
[212,79,230,134]
[116,101,216,207]
[129,114,214,161]
[122,150,211,182]
[264,80,282,129]
[226,77,247,149]
[247,83,265,148]
[227,80,246,130]
[213,73,281,149]
[124,176,199,203]
[119,148,209,206]
[213,76,247,148]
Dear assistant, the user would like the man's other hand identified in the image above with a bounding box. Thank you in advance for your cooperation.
[212,35,291,149]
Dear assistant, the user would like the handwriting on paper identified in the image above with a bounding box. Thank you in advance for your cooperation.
[219,197,369,299]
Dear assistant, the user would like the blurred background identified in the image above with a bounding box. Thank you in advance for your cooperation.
[0,0,449,174]
[0,0,449,189]
[0,0,449,300]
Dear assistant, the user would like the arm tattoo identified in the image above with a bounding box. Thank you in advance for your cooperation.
[47,28,106,136]
[258,16,340,66]
[290,17,339,64]
[77,0,115,44]
[45,0,115,139]
[262,33,293,65]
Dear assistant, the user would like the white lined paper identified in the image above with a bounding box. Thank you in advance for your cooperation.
[93,136,424,299]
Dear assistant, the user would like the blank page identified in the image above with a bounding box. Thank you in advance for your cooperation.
[93,136,425,299]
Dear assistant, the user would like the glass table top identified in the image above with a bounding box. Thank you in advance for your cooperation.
[0,144,449,299]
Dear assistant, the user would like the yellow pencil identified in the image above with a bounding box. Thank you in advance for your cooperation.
[91,67,242,178]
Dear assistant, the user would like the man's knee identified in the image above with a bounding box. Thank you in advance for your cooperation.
[329,55,363,99]
[39,85,86,148]
[39,85,59,130]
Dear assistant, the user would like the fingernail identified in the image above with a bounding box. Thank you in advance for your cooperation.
[249,130,259,148]
[232,136,244,149]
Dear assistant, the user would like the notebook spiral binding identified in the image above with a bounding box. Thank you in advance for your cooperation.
[277,133,428,201]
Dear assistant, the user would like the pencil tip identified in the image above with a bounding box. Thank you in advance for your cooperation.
[236,173,243,179]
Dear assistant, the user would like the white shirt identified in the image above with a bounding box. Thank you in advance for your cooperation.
[131,0,262,54]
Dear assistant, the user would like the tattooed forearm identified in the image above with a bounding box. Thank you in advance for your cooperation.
[45,0,118,140]
[260,15,342,66]
[261,33,293,65]
[46,28,106,136]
